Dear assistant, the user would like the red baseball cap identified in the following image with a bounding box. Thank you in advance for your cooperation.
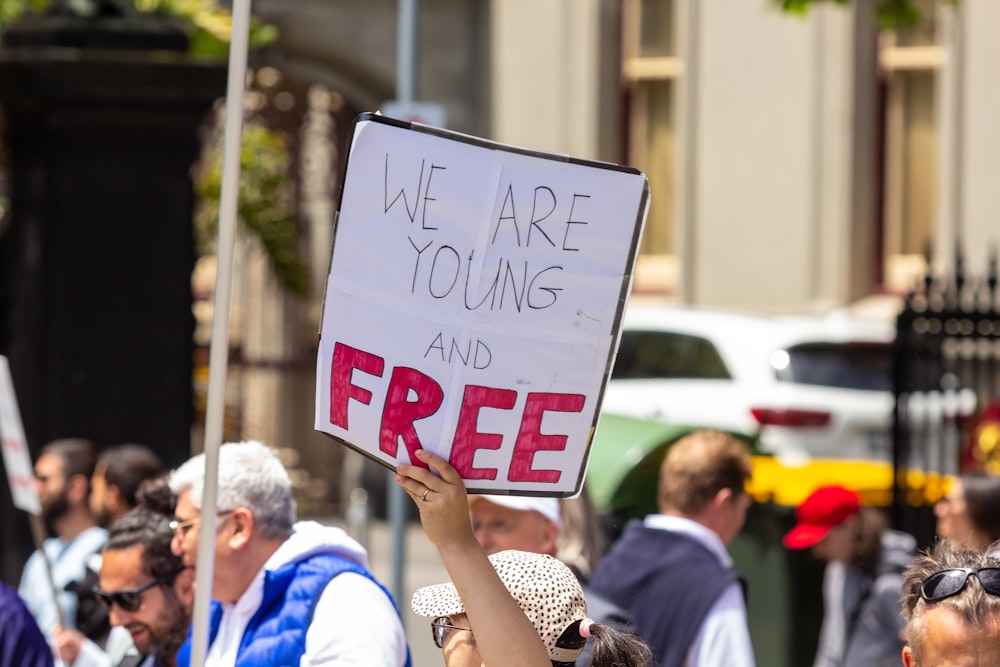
[782,486,861,550]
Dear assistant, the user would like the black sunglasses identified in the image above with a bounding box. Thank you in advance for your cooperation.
[431,616,473,649]
[95,574,176,612]
[919,567,1000,602]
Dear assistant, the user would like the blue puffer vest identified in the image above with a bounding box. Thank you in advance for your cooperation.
[177,552,411,667]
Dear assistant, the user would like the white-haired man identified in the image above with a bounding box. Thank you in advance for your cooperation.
[168,441,409,667]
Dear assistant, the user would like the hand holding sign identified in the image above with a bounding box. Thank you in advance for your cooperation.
[315,115,649,496]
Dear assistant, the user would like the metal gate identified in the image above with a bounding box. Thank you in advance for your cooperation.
[892,255,1000,543]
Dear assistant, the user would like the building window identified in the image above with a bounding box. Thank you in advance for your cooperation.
[879,0,940,289]
[622,0,677,267]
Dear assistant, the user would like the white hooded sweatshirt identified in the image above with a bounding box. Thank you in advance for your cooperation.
[205,520,407,667]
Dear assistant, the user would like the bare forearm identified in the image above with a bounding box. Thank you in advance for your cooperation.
[437,538,551,667]
[395,449,552,667]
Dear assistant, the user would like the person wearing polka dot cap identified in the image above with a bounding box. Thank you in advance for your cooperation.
[396,449,654,667]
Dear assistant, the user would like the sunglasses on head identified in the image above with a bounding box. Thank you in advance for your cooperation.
[919,567,1000,602]
[95,572,179,612]
[430,616,473,649]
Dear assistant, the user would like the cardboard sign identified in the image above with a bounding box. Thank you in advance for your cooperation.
[315,114,649,496]
[0,356,41,514]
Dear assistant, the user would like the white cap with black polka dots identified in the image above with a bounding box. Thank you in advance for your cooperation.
[412,549,588,662]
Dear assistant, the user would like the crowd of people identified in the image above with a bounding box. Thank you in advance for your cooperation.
[4,432,1000,667]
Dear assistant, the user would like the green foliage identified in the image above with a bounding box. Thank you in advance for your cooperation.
[131,0,277,58]
[194,124,309,297]
[777,0,848,17]
[774,0,960,30]
[0,0,278,56]
[0,0,45,28]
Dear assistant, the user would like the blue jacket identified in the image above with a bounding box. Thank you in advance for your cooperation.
[178,552,410,667]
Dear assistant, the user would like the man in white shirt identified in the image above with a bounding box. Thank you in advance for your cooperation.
[168,441,410,667]
[589,430,756,667]
[20,439,108,643]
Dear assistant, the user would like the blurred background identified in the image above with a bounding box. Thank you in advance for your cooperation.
[1,1,999,665]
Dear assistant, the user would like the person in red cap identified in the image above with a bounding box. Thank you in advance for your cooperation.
[784,485,916,667]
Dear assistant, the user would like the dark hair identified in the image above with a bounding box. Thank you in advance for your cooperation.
[135,475,176,517]
[851,507,889,575]
[961,473,1000,545]
[552,620,654,667]
[43,438,98,483]
[99,444,165,509]
[104,483,182,580]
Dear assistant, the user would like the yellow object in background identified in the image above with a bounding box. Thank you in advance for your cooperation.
[747,456,953,508]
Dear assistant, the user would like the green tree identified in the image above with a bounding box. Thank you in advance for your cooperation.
[0,0,277,57]
[1,0,308,295]
[194,123,308,298]
[775,0,959,30]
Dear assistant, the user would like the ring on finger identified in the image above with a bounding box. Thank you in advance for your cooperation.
[421,488,430,501]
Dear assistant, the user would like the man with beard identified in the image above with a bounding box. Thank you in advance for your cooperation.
[55,453,172,667]
[95,489,193,667]
[19,439,108,641]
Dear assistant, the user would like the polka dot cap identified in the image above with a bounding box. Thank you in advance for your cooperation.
[412,549,588,662]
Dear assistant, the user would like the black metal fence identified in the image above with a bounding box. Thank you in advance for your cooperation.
[892,253,1000,544]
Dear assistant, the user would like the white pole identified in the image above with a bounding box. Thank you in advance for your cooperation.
[188,0,252,663]
[389,0,419,610]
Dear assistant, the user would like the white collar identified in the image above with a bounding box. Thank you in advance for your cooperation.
[643,514,732,568]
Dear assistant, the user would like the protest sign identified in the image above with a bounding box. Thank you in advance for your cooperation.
[0,355,41,514]
[315,114,649,496]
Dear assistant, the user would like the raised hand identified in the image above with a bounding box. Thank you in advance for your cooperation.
[394,449,477,551]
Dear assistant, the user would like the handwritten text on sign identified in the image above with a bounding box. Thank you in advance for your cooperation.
[315,117,647,496]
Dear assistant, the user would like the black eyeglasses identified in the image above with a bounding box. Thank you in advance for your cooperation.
[95,576,172,613]
[919,567,1000,602]
[431,616,473,649]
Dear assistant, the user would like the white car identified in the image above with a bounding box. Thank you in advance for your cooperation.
[601,305,896,464]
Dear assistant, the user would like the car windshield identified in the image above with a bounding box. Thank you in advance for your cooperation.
[774,342,892,391]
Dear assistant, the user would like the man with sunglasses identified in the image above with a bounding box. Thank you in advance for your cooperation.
[55,446,168,666]
[900,540,1000,667]
[168,440,409,667]
[95,486,193,667]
